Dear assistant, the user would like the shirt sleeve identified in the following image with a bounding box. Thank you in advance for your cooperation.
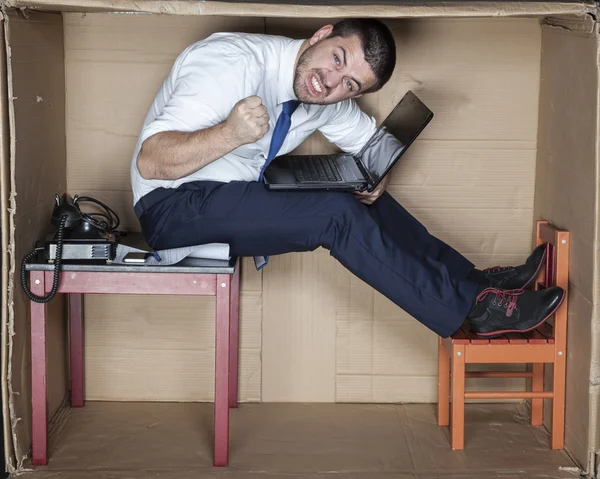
[317,99,377,156]
[139,84,223,146]
[138,42,243,146]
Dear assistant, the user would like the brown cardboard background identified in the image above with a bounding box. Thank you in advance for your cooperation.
[5,11,67,467]
[535,21,599,467]
[63,14,266,404]
[64,13,542,405]
[262,16,541,402]
[15,402,586,478]
[3,0,598,18]
[1,2,598,475]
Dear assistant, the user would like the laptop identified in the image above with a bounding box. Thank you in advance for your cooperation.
[263,90,433,192]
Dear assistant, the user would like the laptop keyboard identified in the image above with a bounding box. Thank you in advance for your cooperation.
[291,156,343,182]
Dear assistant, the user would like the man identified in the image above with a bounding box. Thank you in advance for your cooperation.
[131,19,564,338]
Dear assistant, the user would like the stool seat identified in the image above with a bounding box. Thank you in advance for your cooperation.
[450,323,555,345]
[24,254,237,274]
[25,232,236,274]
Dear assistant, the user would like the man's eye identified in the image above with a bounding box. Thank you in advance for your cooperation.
[345,80,353,90]
[334,54,340,65]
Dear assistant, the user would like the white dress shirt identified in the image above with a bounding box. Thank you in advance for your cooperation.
[130,31,377,205]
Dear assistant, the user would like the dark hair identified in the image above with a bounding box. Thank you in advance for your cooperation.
[329,18,396,93]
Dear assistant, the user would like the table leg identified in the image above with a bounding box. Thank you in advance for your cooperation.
[30,271,48,465]
[69,294,84,407]
[229,265,240,409]
[214,274,230,466]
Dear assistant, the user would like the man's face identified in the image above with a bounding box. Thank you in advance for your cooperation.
[293,25,377,105]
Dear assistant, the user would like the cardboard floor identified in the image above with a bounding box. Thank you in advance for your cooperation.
[11,402,585,478]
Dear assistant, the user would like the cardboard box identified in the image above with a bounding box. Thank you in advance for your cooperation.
[1,0,599,477]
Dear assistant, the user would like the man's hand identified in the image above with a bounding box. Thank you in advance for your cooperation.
[224,96,270,146]
[354,175,390,205]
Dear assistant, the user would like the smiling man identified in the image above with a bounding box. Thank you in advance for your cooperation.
[131,19,565,339]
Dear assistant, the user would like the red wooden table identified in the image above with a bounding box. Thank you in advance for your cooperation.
[25,254,240,467]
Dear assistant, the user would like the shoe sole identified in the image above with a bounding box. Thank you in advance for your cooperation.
[521,243,548,290]
[475,288,566,338]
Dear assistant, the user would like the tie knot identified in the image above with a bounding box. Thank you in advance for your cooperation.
[282,100,300,115]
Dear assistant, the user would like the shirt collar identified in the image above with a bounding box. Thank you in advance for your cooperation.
[277,39,308,112]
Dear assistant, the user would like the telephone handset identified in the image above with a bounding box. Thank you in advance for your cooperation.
[21,193,121,303]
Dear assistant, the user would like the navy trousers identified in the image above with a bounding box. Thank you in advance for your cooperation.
[134,180,479,337]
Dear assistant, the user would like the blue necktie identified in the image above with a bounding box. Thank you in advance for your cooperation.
[254,100,300,270]
[258,100,300,182]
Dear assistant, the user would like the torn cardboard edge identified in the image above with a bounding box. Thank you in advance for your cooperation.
[2,0,598,18]
[2,7,19,474]
[591,17,600,475]
[542,12,597,33]
[0,6,11,476]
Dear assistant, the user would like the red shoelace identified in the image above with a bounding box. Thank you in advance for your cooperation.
[483,265,512,273]
[476,287,525,317]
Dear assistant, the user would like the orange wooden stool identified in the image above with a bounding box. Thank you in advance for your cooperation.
[437,220,569,449]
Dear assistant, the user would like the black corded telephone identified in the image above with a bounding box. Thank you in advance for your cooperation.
[21,193,122,303]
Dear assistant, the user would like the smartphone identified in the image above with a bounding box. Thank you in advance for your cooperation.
[123,252,150,263]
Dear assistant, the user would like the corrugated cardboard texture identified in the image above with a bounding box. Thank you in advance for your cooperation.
[5,11,68,467]
[0,7,589,476]
[262,17,541,402]
[15,402,583,478]
[64,14,542,404]
[535,21,599,470]
[65,14,542,403]
[3,0,597,18]
[64,13,265,401]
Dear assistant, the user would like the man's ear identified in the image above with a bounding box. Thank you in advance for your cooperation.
[309,24,334,46]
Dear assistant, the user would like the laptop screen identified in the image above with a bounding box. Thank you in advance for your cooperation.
[358,91,433,183]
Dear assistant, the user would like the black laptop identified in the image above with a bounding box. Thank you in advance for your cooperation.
[263,90,433,192]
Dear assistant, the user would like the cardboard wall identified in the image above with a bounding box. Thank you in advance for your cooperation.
[0,10,12,468]
[5,6,598,473]
[5,11,68,466]
[262,17,542,402]
[535,19,600,469]
[64,13,541,404]
[4,0,599,18]
[63,14,267,403]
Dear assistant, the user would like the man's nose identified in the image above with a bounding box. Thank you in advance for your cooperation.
[324,70,344,88]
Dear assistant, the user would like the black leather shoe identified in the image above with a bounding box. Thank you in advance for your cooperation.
[471,243,547,290]
[466,285,565,337]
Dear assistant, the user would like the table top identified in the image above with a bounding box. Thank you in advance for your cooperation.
[24,233,238,274]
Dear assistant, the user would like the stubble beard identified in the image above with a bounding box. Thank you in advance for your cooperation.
[293,46,328,105]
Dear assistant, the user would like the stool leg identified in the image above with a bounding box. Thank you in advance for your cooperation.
[30,271,48,465]
[451,345,465,450]
[229,264,240,409]
[69,294,85,408]
[531,363,544,426]
[552,350,566,449]
[437,338,450,427]
[214,274,231,466]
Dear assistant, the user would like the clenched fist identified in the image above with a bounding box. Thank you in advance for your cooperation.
[224,96,270,145]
